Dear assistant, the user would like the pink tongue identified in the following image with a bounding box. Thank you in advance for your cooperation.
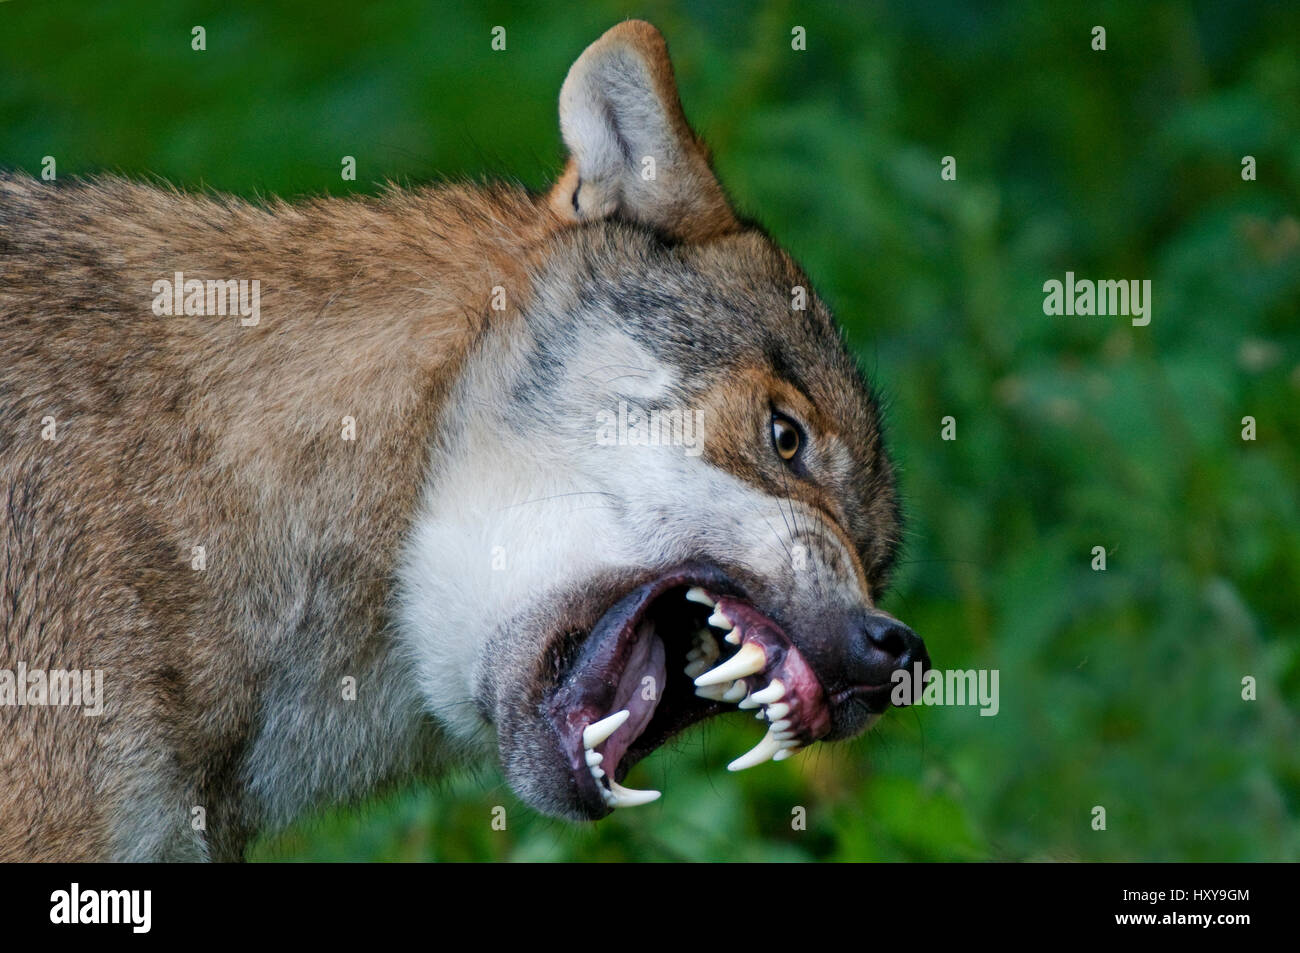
[598,620,665,777]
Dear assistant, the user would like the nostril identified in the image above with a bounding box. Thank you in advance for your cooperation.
[862,613,927,672]
[903,634,930,675]
[851,611,929,710]
[866,621,908,660]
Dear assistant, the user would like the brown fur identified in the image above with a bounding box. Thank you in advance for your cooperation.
[0,176,560,859]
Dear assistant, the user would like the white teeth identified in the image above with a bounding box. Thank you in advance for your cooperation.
[583,709,630,749]
[606,780,661,807]
[587,746,659,808]
[778,737,800,749]
[727,730,783,772]
[773,748,796,761]
[694,643,766,687]
[770,719,792,732]
[722,681,749,703]
[695,682,732,701]
[750,680,785,705]
[724,630,741,645]
[737,693,759,709]
[695,629,720,659]
[685,628,722,679]
[766,702,790,721]
[707,609,731,630]
[685,587,715,607]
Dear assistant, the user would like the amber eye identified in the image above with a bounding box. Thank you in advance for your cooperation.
[771,413,802,461]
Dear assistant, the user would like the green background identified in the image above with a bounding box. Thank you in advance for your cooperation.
[3,0,1296,861]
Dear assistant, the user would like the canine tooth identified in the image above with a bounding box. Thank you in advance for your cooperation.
[695,683,731,701]
[770,719,792,732]
[694,643,765,687]
[685,587,715,607]
[585,750,603,767]
[583,709,629,749]
[750,680,785,705]
[722,681,749,703]
[727,730,783,772]
[737,693,759,709]
[607,780,661,807]
[707,609,731,630]
[766,702,790,721]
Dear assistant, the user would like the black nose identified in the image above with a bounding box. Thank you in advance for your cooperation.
[862,611,928,674]
[856,610,929,708]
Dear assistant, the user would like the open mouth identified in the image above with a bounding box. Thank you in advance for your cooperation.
[543,564,835,816]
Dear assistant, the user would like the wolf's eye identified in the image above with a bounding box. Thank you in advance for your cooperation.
[771,413,802,461]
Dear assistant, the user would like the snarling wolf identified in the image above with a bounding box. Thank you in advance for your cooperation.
[0,21,928,860]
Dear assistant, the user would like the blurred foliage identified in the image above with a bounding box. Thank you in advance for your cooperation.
[2,0,1296,861]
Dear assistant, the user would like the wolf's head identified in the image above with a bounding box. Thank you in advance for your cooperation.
[396,21,928,818]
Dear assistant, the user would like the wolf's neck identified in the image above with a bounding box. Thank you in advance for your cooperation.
[102,179,558,840]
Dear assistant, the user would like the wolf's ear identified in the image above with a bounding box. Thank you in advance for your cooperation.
[547,20,739,242]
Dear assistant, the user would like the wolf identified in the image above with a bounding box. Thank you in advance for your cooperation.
[0,20,928,861]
